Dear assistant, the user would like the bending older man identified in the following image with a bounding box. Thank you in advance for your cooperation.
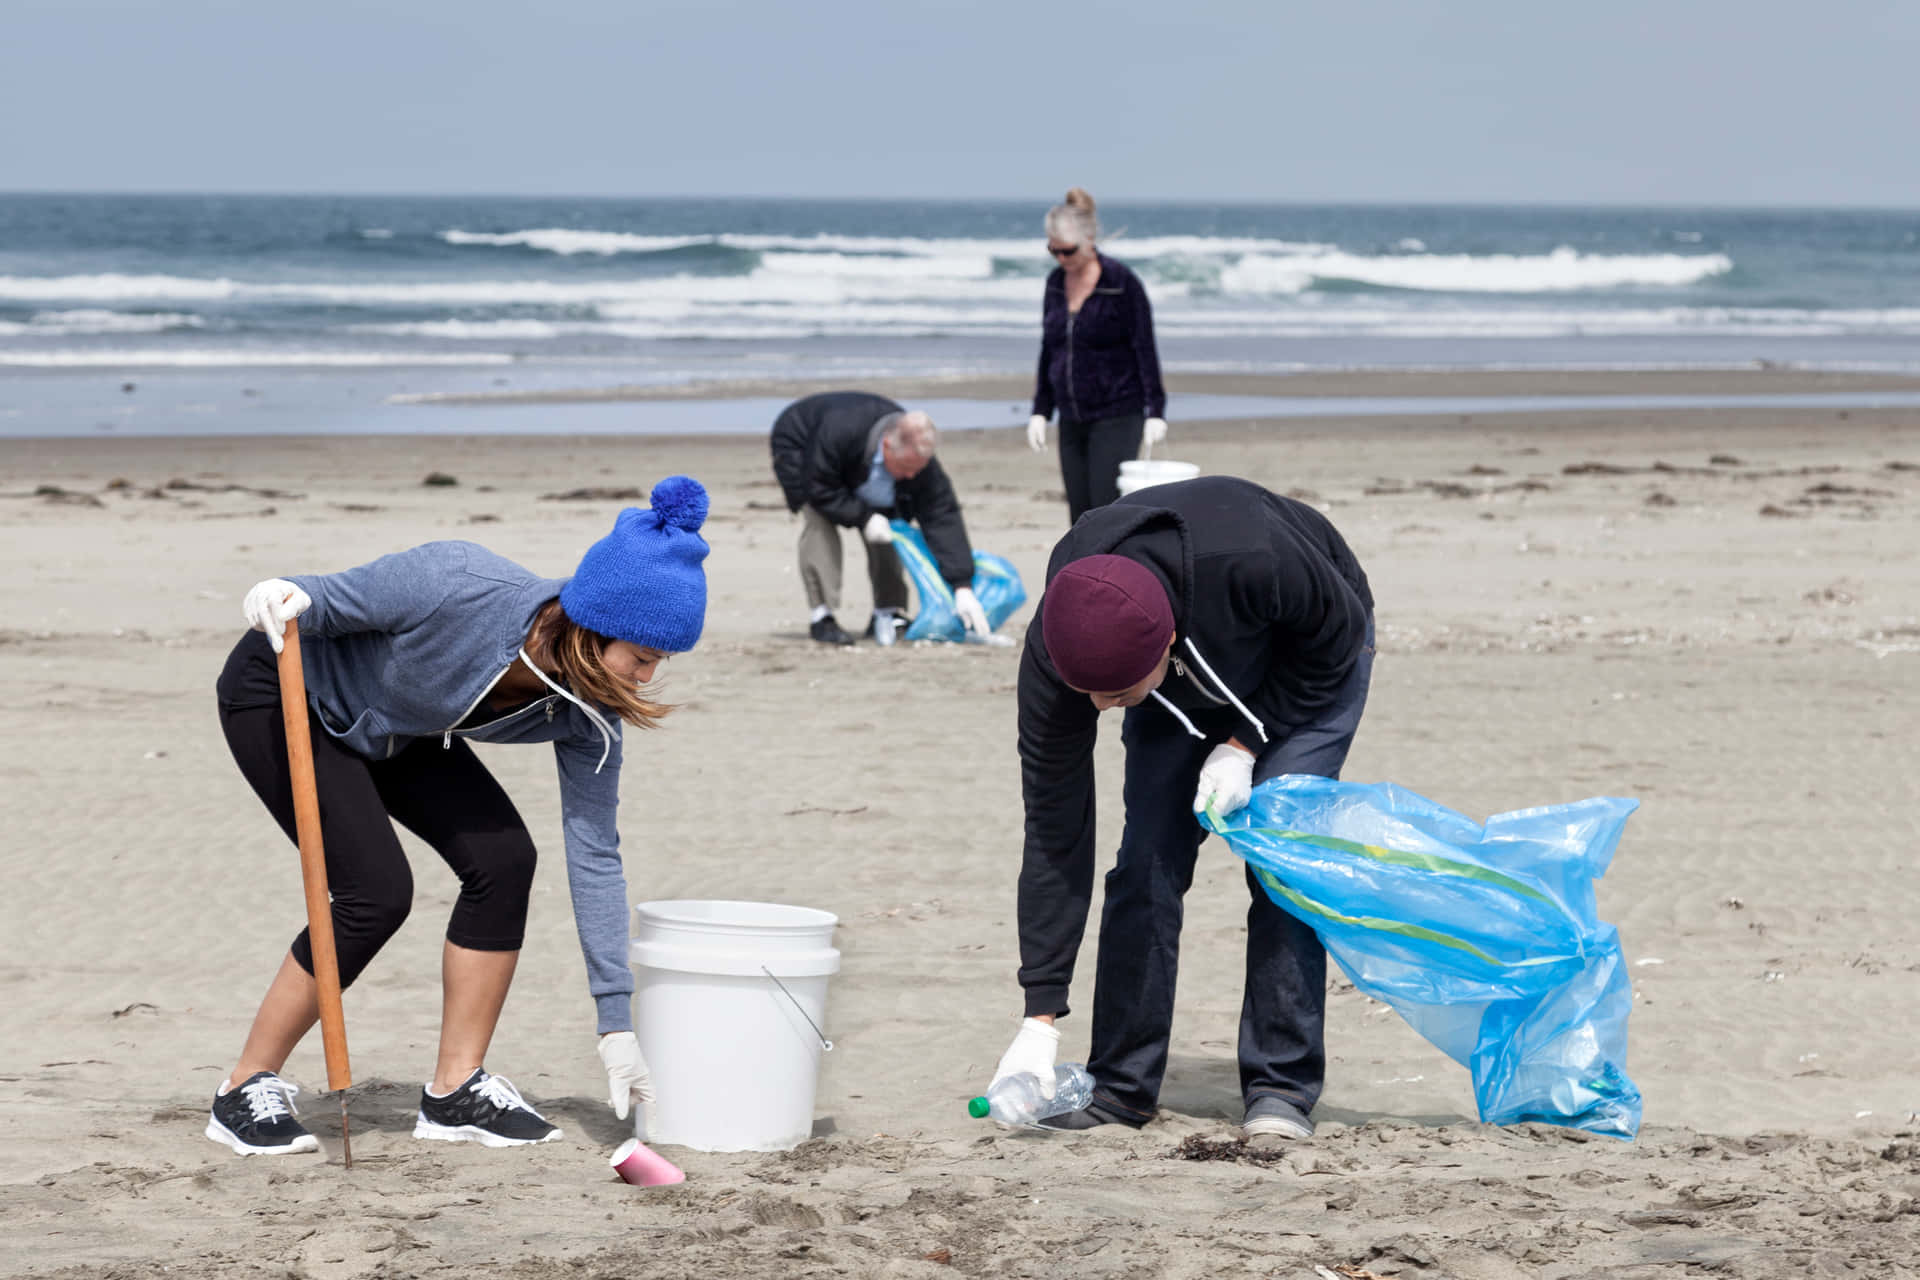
[769,391,986,646]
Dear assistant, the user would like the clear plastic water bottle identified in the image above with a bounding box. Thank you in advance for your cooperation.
[968,1064,1095,1127]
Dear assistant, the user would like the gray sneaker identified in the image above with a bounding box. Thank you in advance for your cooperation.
[1242,1095,1314,1140]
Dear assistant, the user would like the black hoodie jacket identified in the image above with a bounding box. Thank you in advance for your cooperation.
[768,391,975,588]
[1031,253,1167,425]
[1013,476,1373,1017]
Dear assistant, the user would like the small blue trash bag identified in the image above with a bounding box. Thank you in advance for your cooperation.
[889,520,1028,642]
[1201,775,1642,1138]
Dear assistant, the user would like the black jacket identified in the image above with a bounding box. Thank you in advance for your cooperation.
[767,390,975,588]
[1031,253,1167,425]
[1013,476,1373,1017]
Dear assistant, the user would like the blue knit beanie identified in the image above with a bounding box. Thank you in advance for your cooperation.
[560,476,710,652]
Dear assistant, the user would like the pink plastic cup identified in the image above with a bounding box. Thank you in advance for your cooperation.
[609,1138,685,1187]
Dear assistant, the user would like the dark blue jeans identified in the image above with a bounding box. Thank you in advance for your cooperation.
[1087,621,1375,1122]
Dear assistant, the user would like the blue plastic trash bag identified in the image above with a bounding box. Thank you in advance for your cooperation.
[889,520,1028,642]
[1201,775,1642,1138]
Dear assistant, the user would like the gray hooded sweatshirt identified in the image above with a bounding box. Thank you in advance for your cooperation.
[287,540,633,1034]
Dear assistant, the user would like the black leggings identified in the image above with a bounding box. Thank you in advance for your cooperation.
[1058,412,1145,525]
[217,640,537,988]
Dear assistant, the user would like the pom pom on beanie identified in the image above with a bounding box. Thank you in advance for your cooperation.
[560,476,711,652]
[1040,554,1174,692]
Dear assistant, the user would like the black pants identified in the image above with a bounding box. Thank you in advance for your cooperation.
[1088,619,1375,1122]
[216,633,537,988]
[1058,413,1145,524]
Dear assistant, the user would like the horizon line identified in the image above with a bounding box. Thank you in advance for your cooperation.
[4,188,1919,215]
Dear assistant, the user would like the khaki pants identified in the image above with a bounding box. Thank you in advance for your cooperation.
[798,505,909,616]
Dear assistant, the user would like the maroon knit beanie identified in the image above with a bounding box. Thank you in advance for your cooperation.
[1041,554,1175,691]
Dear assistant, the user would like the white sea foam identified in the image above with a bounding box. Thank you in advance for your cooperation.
[0,309,204,336]
[442,229,712,255]
[0,349,514,367]
[0,274,239,301]
[438,228,1334,261]
[1219,247,1733,294]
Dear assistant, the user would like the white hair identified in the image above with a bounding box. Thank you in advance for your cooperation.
[888,411,938,458]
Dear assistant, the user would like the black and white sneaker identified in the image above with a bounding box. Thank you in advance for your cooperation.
[413,1069,561,1147]
[206,1071,321,1155]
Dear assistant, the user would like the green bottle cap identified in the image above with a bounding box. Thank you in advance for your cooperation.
[967,1096,990,1119]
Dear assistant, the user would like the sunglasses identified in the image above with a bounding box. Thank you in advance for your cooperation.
[1047,243,1082,259]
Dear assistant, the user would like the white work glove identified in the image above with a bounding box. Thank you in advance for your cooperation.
[1026,414,1049,452]
[1143,417,1168,448]
[1193,741,1256,818]
[242,578,311,654]
[991,1017,1061,1099]
[597,1031,658,1133]
[953,586,989,636]
[862,512,893,545]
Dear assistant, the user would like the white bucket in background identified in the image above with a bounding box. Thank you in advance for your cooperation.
[629,899,840,1152]
[1116,458,1201,496]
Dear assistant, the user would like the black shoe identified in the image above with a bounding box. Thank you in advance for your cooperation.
[1038,1099,1147,1131]
[413,1069,561,1147]
[810,615,856,646]
[205,1070,320,1155]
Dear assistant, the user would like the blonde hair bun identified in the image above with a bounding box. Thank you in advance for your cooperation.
[1064,187,1096,213]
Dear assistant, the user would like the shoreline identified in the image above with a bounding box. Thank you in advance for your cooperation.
[387,365,1920,407]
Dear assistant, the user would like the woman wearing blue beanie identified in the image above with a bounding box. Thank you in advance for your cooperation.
[204,477,709,1156]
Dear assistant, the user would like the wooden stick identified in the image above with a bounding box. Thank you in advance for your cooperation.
[278,620,354,1169]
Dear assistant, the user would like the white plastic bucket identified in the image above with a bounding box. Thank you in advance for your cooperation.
[1116,458,1200,496]
[629,900,840,1152]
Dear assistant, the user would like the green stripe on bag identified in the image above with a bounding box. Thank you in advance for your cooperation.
[1244,826,1553,906]
[1252,867,1504,965]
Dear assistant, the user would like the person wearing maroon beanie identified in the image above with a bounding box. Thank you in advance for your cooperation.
[989,476,1375,1138]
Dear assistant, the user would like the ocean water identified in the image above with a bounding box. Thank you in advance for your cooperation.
[3,195,1918,436]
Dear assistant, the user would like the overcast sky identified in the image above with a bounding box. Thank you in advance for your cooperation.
[4,0,1916,206]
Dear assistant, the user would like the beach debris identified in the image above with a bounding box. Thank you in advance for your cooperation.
[331,503,385,514]
[1710,454,1742,465]
[1722,896,1744,909]
[1635,958,1665,966]
[111,1002,158,1018]
[541,486,644,501]
[121,382,136,393]
[166,478,302,500]
[1883,460,1920,471]
[143,750,167,760]
[1562,461,1635,475]
[1804,582,1859,606]
[1758,504,1804,518]
[921,1248,952,1265]
[1315,1265,1391,1280]
[1173,1134,1291,1165]
[1644,491,1677,507]
[783,805,867,817]
[422,471,459,487]
[32,484,105,507]
[465,514,500,524]
[1764,971,1786,983]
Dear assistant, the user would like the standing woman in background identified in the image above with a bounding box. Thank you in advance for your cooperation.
[1026,188,1169,524]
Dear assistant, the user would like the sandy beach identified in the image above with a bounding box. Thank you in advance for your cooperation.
[3,369,1918,1278]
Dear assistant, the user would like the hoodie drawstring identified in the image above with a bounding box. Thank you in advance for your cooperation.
[1162,637,1271,746]
[1148,689,1206,739]
[518,647,617,773]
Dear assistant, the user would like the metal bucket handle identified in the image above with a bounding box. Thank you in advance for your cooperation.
[761,965,834,1052]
